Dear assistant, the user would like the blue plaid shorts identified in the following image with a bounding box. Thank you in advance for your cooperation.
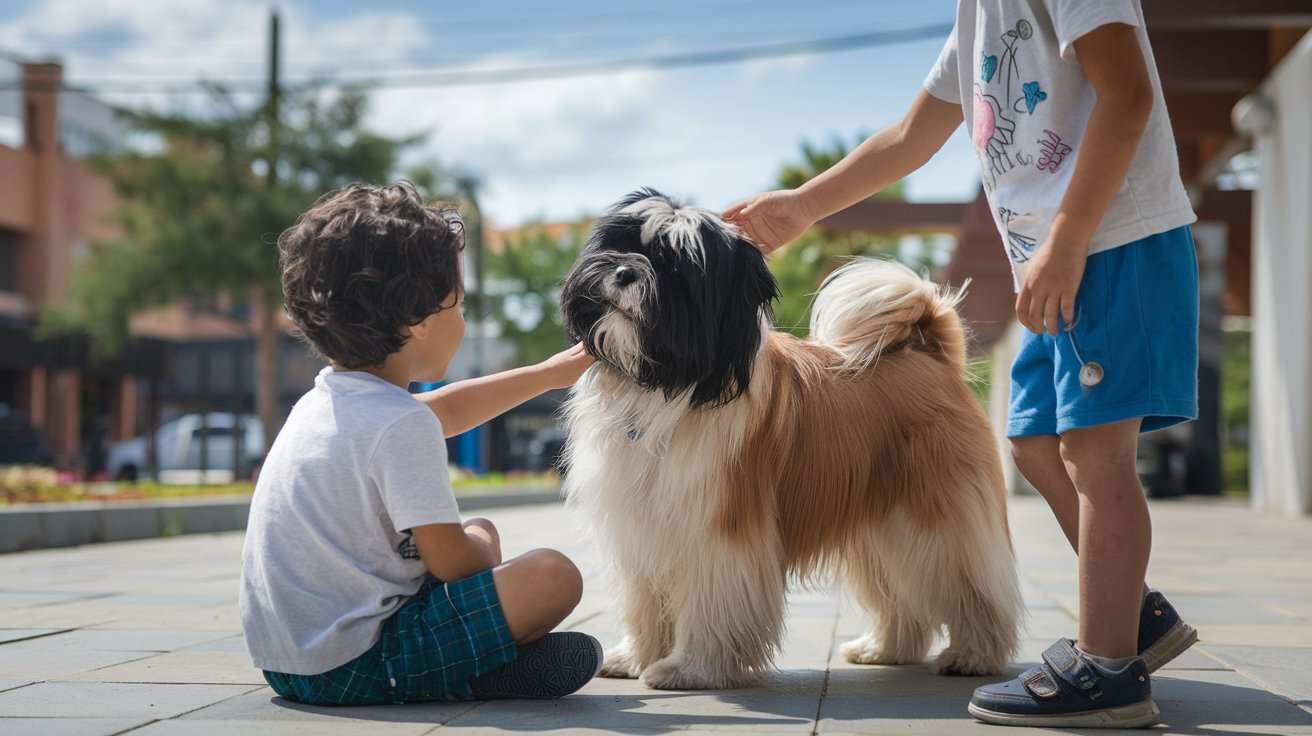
[263,570,518,706]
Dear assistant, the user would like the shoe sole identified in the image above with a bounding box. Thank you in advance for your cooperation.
[470,632,603,699]
[1142,620,1199,673]
[968,698,1160,728]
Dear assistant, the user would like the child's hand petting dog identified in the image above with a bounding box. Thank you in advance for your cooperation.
[722,189,817,254]
[540,343,595,389]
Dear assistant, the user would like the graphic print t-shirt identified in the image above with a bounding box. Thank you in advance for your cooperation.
[924,0,1196,288]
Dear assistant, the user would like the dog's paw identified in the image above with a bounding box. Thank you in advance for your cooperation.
[840,635,920,666]
[640,655,753,690]
[599,643,642,679]
[932,648,1002,676]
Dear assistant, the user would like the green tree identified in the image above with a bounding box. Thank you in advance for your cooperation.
[485,225,588,365]
[46,88,427,448]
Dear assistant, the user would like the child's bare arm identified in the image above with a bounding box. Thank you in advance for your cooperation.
[724,90,963,253]
[410,518,502,581]
[1016,24,1153,335]
[417,344,594,438]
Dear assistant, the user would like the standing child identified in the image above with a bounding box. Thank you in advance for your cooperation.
[241,182,600,706]
[725,1,1198,728]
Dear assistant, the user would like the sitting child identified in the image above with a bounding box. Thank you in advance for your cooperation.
[240,181,599,705]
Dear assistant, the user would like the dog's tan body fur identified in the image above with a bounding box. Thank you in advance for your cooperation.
[564,259,1022,690]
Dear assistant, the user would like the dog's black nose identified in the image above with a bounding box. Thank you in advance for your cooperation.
[614,265,637,287]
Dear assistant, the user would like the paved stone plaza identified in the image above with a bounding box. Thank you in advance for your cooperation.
[0,496,1308,735]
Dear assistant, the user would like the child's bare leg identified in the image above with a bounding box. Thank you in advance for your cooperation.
[1060,419,1149,658]
[492,548,584,643]
[1011,435,1081,549]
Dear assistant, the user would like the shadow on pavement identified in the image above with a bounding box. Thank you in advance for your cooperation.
[265,664,1311,735]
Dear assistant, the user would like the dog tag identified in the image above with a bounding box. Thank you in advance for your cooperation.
[1079,362,1104,388]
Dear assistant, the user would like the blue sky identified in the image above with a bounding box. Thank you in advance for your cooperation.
[0,0,979,226]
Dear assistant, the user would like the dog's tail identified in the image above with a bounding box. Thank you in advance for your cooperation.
[809,258,967,372]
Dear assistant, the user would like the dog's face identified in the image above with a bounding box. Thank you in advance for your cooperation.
[562,189,778,408]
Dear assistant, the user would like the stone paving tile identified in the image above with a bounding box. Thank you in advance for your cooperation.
[58,650,265,685]
[819,694,1069,735]
[0,497,1308,735]
[1155,645,1232,670]
[0,591,106,609]
[1192,624,1312,647]
[1167,594,1304,625]
[0,627,60,644]
[0,605,117,629]
[34,628,234,653]
[0,717,154,736]
[820,671,1312,735]
[442,687,818,733]
[1200,644,1312,703]
[175,633,246,652]
[0,641,154,681]
[179,686,480,725]
[0,681,258,718]
[124,720,435,735]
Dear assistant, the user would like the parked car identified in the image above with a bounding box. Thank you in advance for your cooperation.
[107,412,264,484]
[0,404,53,467]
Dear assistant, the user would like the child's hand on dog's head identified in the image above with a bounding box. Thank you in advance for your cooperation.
[722,189,817,255]
[541,343,595,389]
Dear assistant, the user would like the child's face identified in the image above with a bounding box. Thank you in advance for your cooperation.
[412,289,465,383]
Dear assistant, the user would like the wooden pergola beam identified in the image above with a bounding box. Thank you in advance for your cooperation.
[1150,30,1270,92]
[1164,91,1246,138]
[1143,0,1312,30]
[818,200,967,234]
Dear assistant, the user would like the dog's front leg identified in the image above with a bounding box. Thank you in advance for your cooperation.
[641,544,785,690]
[600,575,673,678]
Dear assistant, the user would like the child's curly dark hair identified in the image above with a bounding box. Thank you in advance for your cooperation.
[278,181,465,369]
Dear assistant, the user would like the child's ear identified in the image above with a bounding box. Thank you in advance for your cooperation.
[404,322,424,339]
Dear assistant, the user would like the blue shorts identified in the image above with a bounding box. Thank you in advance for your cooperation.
[264,570,517,706]
[1007,226,1199,438]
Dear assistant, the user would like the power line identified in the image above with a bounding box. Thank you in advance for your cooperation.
[4,23,951,96]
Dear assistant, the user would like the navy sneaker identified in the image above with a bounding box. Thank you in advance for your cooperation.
[1139,590,1197,672]
[468,632,603,699]
[969,639,1159,728]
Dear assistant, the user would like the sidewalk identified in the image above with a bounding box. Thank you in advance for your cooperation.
[0,496,1308,735]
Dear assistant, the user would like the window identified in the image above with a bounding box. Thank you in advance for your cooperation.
[0,230,18,293]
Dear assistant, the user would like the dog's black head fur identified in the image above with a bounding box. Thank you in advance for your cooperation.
[561,188,778,408]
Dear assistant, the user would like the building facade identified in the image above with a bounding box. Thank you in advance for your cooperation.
[0,60,169,473]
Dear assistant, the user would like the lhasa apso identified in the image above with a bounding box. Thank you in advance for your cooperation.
[561,189,1021,689]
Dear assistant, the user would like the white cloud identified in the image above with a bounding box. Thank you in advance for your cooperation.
[0,1,974,227]
[0,0,428,104]
[740,53,816,80]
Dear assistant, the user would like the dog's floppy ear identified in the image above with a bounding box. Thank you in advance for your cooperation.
[734,231,779,319]
[674,218,779,407]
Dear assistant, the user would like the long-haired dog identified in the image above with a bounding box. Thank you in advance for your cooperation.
[560,189,1022,690]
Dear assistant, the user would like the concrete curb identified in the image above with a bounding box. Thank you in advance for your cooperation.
[0,488,563,554]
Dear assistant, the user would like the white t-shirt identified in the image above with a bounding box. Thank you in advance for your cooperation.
[924,0,1196,288]
[239,367,461,675]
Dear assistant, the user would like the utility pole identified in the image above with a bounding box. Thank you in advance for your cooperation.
[252,6,283,461]
[456,176,488,474]
[456,176,486,379]
[266,8,280,191]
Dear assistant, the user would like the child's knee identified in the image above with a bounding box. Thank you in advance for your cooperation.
[1059,422,1138,470]
[464,517,499,543]
[1009,435,1055,475]
[524,548,583,612]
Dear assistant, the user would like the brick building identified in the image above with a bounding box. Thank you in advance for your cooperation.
[0,60,329,476]
[0,59,171,473]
